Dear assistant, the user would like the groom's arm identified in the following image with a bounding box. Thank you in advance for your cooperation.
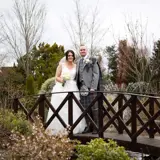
[90,59,100,90]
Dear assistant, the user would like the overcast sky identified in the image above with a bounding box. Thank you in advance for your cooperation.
[1,0,160,52]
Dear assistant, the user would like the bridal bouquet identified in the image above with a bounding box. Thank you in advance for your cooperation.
[62,73,71,86]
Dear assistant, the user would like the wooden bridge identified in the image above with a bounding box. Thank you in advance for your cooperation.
[12,91,160,157]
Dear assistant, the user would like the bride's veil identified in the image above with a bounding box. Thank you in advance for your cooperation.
[58,51,80,65]
[59,56,66,64]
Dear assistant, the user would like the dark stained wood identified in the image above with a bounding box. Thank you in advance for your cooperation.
[27,96,43,118]
[38,94,45,123]
[13,98,18,113]
[149,97,155,138]
[136,98,160,134]
[98,92,104,138]
[68,92,73,136]
[102,96,133,137]
[17,100,34,122]
[44,93,71,129]
[118,94,124,134]
[131,95,137,142]
[11,91,160,157]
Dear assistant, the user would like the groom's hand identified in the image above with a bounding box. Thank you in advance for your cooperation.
[90,88,95,93]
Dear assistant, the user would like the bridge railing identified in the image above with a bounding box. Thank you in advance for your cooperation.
[12,91,160,142]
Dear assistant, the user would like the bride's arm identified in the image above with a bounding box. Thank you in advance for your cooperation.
[55,64,64,83]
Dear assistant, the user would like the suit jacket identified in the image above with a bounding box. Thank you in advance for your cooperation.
[75,56,100,90]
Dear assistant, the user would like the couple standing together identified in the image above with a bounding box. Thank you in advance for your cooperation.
[46,45,100,134]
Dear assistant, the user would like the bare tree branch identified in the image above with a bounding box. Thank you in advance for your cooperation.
[63,0,109,56]
[116,15,155,88]
[0,0,46,77]
[0,15,8,68]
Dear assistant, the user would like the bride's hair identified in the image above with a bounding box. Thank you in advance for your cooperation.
[65,50,75,61]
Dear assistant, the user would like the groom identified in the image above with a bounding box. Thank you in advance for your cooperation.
[76,44,100,134]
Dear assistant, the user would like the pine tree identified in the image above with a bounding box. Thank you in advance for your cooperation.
[150,40,160,91]
[117,40,128,86]
[16,42,64,94]
[26,74,35,95]
[105,45,117,83]
[31,42,64,83]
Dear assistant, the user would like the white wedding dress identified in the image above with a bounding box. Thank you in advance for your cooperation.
[46,63,86,134]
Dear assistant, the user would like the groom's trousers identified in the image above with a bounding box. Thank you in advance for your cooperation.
[80,92,99,133]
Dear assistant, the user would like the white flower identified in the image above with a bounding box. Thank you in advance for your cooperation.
[84,58,92,64]
[62,73,71,87]
[62,73,71,80]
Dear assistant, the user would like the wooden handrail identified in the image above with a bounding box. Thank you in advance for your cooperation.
[11,91,160,141]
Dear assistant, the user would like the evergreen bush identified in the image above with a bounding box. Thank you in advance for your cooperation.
[75,138,135,160]
[26,74,35,95]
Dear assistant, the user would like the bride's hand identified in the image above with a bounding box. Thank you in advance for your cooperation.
[60,77,65,83]
[62,74,71,81]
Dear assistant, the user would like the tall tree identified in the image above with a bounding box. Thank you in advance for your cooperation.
[0,0,46,77]
[150,40,160,91]
[16,42,64,90]
[116,16,153,86]
[117,40,128,86]
[117,40,151,87]
[0,15,7,69]
[105,45,117,83]
[0,67,24,107]
[64,0,108,55]
[0,52,7,70]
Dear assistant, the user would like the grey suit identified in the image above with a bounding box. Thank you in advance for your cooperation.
[76,56,100,133]
[76,56,100,90]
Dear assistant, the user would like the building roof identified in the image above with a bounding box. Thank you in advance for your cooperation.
[0,67,14,77]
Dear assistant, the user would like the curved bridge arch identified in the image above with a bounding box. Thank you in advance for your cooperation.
[12,91,160,157]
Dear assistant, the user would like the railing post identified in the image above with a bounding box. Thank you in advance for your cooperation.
[38,94,45,124]
[131,95,137,143]
[13,98,18,113]
[68,92,73,137]
[118,94,123,134]
[149,96,155,138]
[98,92,104,138]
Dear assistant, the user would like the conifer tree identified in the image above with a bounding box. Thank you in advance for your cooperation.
[26,74,35,95]
[105,45,117,83]
[150,40,160,91]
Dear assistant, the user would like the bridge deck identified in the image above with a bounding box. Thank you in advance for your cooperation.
[73,133,160,157]
[12,92,160,157]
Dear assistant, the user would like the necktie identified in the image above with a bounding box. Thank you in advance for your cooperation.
[81,57,84,64]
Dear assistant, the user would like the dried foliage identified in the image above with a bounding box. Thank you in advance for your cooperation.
[8,117,77,160]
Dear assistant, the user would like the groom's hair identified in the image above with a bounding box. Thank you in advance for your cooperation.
[65,50,75,61]
[80,44,88,53]
[80,44,87,49]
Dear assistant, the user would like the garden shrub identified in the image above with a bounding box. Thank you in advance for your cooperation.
[39,77,55,94]
[26,74,35,95]
[0,109,32,135]
[75,138,135,160]
[8,117,77,160]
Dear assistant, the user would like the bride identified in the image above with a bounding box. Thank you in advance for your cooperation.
[46,50,86,134]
